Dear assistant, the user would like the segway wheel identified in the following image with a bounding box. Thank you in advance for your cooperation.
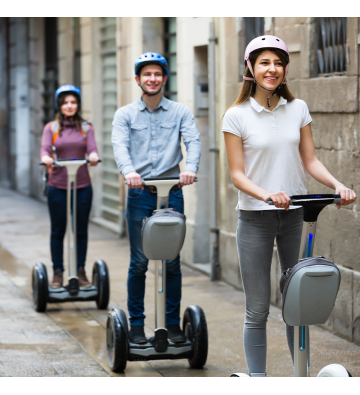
[92,259,110,309]
[32,262,48,312]
[317,364,352,377]
[106,309,129,372]
[230,373,250,377]
[183,305,208,368]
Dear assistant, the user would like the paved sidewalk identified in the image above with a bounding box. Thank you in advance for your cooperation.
[0,186,359,377]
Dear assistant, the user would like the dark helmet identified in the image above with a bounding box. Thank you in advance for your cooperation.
[54,84,81,111]
[134,52,168,77]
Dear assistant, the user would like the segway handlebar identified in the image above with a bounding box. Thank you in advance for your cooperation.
[124,176,198,185]
[39,159,102,166]
[268,194,341,206]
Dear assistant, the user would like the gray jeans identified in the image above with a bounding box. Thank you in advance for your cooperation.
[236,208,304,375]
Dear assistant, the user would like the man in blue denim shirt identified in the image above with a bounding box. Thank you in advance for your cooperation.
[112,52,201,344]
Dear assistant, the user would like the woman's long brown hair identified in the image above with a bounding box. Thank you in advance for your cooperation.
[54,92,90,135]
[224,49,295,116]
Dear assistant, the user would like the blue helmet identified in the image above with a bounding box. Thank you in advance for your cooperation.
[54,84,81,111]
[135,52,168,77]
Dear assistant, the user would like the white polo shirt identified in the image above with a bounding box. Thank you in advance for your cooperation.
[222,96,312,211]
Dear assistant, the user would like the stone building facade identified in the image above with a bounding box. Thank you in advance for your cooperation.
[0,17,359,344]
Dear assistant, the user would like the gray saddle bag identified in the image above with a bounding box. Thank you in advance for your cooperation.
[280,256,341,326]
[141,209,186,260]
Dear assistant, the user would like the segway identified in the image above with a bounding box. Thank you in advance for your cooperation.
[106,177,208,372]
[231,194,352,377]
[32,158,110,312]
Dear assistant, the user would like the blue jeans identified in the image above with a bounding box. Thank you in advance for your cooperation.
[126,187,184,327]
[236,208,304,375]
[47,185,93,272]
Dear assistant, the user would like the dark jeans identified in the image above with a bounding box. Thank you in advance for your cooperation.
[236,208,304,375]
[47,185,93,272]
[126,187,184,327]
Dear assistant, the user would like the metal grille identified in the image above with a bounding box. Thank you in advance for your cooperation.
[317,17,347,74]
[100,17,120,225]
[164,17,177,102]
[245,17,264,46]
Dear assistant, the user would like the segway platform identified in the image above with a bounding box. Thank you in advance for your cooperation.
[128,339,192,361]
[47,284,98,303]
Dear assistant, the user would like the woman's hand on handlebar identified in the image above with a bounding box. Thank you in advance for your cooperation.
[88,152,99,167]
[265,191,291,211]
[179,171,196,186]
[125,172,144,189]
[335,183,357,209]
[41,155,54,169]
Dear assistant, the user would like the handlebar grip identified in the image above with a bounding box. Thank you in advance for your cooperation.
[269,194,342,206]
[40,159,101,166]
[267,198,294,205]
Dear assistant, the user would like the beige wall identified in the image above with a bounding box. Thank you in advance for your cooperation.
[176,17,212,267]
[217,17,243,288]
[79,17,93,121]
[118,17,143,107]
[57,18,73,86]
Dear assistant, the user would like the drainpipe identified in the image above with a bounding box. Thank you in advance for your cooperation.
[116,17,126,238]
[208,19,220,281]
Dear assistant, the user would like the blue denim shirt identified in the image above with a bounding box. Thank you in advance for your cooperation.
[111,95,201,178]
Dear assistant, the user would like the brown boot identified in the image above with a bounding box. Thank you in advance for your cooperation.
[50,269,63,288]
[78,267,91,287]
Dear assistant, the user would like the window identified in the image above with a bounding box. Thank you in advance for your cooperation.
[316,17,347,74]
[238,17,265,81]
[245,17,264,47]
[163,17,177,101]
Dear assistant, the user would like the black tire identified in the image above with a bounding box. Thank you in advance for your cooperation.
[106,309,128,372]
[92,259,110,309]
[32,262,48,312]
[183,305,208,368]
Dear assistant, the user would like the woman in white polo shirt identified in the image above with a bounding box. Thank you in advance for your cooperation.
[222,35,356,377]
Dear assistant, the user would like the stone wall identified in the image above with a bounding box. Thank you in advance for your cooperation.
[0,18,45,199]
[28,18,45,201]
[0,18,10,188]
